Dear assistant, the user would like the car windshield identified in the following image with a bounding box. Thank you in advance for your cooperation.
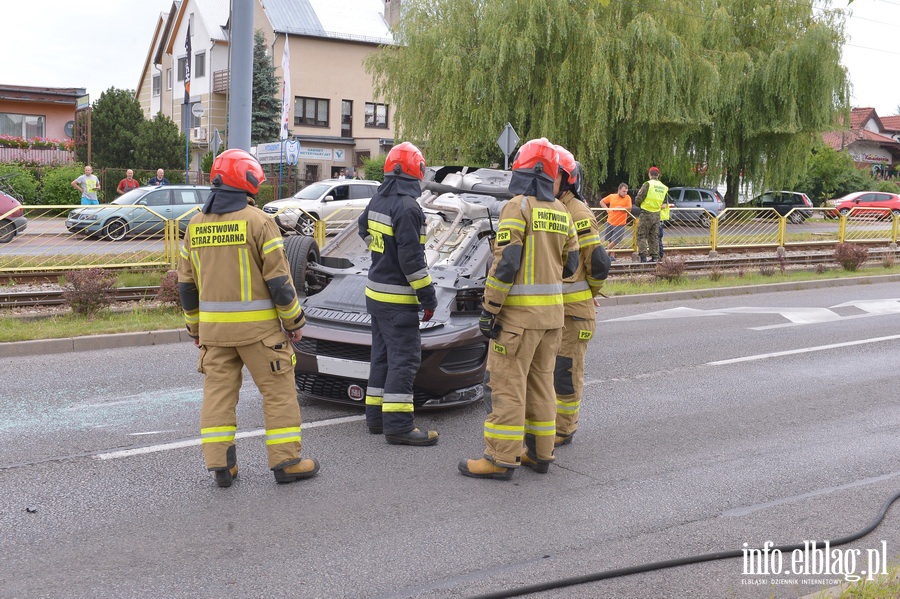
[292,183,330,200]
[110,188,150,205]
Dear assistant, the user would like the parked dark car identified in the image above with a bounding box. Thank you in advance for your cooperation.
[746,191,813,223]
[665,187,725,227]
[284,166,514,410]
[0,190,27,243]
[65,185,211,241]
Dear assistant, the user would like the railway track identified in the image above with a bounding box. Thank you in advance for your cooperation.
[0,286,160,309]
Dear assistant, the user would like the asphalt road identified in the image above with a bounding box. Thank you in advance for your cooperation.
[2,282,900,598]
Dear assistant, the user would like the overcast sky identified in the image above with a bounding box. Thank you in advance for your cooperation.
[3,0,899,115]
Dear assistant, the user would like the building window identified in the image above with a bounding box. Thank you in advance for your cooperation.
[194,52,206,78]
[177,57,187,81]
[294,97,329,127]
[152,75,161,96]
[166,68,172,90]
[365,102,388,128]
[341,100,352,138]
[0,113,45,138]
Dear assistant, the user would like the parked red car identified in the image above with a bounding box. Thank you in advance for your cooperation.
[0,190,27,243]
[826,191,900,219]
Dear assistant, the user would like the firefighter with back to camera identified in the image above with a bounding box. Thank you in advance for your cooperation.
[458,138,580,480]
[358,142,439,446]
[552,145,611,448]
[177,148,319,487]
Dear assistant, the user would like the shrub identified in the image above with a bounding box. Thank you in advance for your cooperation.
[156,270,181,305]
[814,263,828,274]
[63,268,116,316]
[0,164,40,203]
[834,243,868,272]
[776,254,787,275]
[708,265,724,281]
[882,253,896,269]
[40,164,85,205]
[759,264,776,277]
[655,255,686,282]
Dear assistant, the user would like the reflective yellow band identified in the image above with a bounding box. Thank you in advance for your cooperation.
[504,294,563,306]
[556,399,580,414]
[179,246,189,259]
[263,238,284,254]
[409,274,432,290]
[579,235,602,246]
[368,221,394,236]
[200,425,237,444]
[563,290,593,303]
[420,235,427,244]
[382,402,415,413]
[200,308,279,322]
[278,299,303,320]
[266,426,302,445]
[484,422,524,440]
[365,395,383,406]
[486,277,512,292]
[183,310,199,324]
[365,288,419,305]
[189,220,248,247]
[499,219,526,231]
[525,420,556,436]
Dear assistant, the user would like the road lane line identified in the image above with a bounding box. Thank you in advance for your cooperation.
[706,334,900,366]
[94,414,365,460]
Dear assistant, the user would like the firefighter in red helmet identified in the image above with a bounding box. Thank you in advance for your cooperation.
[459,138,580,480]
[552,145,610,447]
[177,148,319,487]
[357,142,439,446]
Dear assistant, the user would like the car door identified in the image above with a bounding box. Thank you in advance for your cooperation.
[322,184,353,226]
[132,189,171,234]
[172,189,205,234]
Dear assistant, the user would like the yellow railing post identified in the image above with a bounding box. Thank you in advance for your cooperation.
[167,220,178,270]
[710,216,718,252]
[314,218,326,249]
[777,215,786,247]
[892,213,899,244]
[838,215,847,243]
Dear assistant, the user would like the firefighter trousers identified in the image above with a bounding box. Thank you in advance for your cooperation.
[637,210,661,259]
[554,315,596,437]
[365,306,421,435]
[483,324,562,467]
[198,331,303,471]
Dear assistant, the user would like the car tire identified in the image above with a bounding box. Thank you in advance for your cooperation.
[699,213,711,228]
[788,211,805,224]
[839,208,850,218]
[283,235,320,298]
[892,210,900,218]
[296,214,318,237]
[103,218,129,241]
[0,219,15,243]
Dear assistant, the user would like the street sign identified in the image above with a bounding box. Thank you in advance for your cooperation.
[496,122,520,170]
[191,103,205,118]
[210,129,222,156]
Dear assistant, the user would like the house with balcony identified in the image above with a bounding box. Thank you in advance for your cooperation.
[0,85,81,164]
[136,0,399,184]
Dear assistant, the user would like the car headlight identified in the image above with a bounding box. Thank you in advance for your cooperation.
[81,214,99,221]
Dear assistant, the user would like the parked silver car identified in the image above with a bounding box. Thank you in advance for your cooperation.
[665,186,726,228]
[263,179,380,236]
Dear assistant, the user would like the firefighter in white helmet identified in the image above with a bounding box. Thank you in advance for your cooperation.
[459,138,580,480]
[177,148,319,487]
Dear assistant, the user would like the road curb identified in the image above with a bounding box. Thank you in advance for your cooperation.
[3,273,899,357]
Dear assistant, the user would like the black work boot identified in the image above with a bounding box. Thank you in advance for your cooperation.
[212,445,238,488]
[638,253,647,263]
[273,458,320,483]
[385,427,439,446]
[522,434,552,473]
[367,425,383,435]
[555,432,575,447]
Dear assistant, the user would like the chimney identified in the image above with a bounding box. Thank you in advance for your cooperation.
[385,0,401,29]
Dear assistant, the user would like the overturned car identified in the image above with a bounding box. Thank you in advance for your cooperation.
[283,167,514,410]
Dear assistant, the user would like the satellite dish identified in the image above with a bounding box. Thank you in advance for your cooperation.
[64,121,75,138]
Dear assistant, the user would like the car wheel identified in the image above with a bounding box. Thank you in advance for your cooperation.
[0,219,15,243]
[296,214,317,237]
[892,210,900,218]
[788,212,805,224]
[699,213,711,228]
[103,218,129,241]
[839,208,850,218]
[283,235,320,298]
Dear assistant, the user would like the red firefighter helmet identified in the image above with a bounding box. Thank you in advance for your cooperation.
[554,145,579,185]
[384,142,426,180]
[512,138,559,180]
[210,149,266,194]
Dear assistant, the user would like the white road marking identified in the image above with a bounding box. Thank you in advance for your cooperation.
[129,430,175,436]
[707,334,900,366]
[94,414,366,460]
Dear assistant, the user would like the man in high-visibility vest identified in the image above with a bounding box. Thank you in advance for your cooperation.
[358,142,439,446]
[552,146,610,448]
[635,166,668,263]
[177,149,319,487]
[459,138,580,480]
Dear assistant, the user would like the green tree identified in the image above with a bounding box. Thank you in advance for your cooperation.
[0,165,39,203]
[89,87,144,168]
[133,113,187,172]
[795,143,872,205]
[251,29,280,146]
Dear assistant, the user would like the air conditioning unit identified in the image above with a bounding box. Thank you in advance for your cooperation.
[191,127,207,142]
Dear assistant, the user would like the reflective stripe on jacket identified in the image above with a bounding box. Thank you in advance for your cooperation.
[558,191,610,319]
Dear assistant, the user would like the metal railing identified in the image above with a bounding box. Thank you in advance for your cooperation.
[2,204,897,275]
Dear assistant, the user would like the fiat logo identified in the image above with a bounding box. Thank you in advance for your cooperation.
[347,384,364,401]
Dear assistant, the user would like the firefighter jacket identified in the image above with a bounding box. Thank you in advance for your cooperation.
[483,194,580,330]
[177,188,305,347]
[357,176,436,311]
[557,191,611,320]
[637,178,669,213]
